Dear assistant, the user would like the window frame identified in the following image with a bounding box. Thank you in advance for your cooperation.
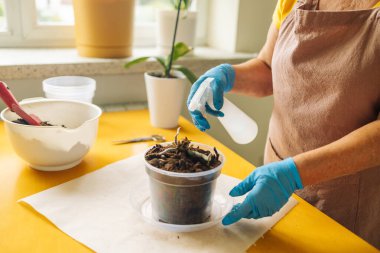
[0,0,21,46]
[0,0,209,48]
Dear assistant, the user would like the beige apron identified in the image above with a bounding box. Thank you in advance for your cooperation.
[266,0,380,248]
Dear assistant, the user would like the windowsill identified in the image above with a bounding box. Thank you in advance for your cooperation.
[0,47,255,80]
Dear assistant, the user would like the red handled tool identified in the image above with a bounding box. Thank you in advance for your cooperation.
[0,81,42,126]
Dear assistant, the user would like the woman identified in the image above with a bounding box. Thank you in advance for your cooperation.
[187,0,380,248]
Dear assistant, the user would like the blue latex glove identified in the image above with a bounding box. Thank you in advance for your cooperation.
[222,158,303,225]
[187,64,235,131]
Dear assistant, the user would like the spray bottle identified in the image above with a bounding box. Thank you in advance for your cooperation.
[188,78,258,144]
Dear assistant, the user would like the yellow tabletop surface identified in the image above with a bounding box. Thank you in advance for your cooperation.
[0,110,378,253]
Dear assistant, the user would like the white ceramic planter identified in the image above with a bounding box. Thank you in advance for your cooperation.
[156,10,197,55]
[144,72,187,129]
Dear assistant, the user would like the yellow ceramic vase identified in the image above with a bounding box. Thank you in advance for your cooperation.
[73,0,135,58]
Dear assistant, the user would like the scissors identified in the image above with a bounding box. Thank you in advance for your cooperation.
[112,135,166,145]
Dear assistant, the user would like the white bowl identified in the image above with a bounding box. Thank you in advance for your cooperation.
[0,98,102,171]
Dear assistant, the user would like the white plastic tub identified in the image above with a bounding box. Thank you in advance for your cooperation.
[43,76,96,103]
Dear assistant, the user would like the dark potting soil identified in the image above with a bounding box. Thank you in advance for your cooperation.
[145,135,221,173]
[12,118,66,128]
[148,72,177,79]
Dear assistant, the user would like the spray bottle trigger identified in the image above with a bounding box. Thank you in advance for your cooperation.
[205,81,216,111]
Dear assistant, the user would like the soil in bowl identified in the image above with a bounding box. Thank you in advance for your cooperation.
[145,128,223,225]
[12,118,66,127]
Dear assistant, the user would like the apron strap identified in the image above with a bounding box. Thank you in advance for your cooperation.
[269,138,284,160]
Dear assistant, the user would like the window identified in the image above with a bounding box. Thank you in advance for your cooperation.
[0,0,207,48]
[36,0,74,26]
[0,0,7,32]
[136,0,173,24]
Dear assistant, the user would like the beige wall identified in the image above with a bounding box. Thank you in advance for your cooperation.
[208,0,277,53]
[236,0,277,52]
[201,0,277,165]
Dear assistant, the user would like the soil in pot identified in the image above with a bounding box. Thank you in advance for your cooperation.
[148,72,177,79]
[145,128,222,225]
[145,135,221,173]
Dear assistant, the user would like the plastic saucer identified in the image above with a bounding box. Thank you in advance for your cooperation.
[129,181,233,233]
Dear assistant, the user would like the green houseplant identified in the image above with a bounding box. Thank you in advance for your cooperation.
[124,42,197,129]
[124,42,196,83]
[125,0,197,129]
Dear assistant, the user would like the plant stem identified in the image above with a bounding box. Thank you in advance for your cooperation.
[165,0,183,78]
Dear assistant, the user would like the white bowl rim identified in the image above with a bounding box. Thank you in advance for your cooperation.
[0,98,102,129]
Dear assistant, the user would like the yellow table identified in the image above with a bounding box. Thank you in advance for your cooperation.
[0,111,378,253]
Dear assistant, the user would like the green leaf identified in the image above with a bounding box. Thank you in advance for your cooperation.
[171,0,191,10]
[154,56,167,71]
[173,42,192,61]
[184,0,192,9]
[124,44,193,78]
[166,42,192,66]
[124,56,167,73]
[173,65,197,84]
[124,57,150,69]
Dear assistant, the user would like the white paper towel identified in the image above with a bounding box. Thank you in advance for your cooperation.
[19,154,298,253]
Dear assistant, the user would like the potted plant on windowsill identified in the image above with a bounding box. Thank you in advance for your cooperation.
[125,0,196,129]
[156,0,197,55]
[125,42,196,129]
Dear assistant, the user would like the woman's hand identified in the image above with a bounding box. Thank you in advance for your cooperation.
[186,64,235,131]
[222,158,303,225]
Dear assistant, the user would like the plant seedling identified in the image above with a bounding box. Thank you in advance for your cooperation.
[145,127,221,173]
[124,42,197,84]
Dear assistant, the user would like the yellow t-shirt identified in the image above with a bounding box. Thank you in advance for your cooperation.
[273,0,380,29]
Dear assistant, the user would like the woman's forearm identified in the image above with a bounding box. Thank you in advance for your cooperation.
[231,59,273,97]
[230,23,279,98]
[294,120,380,186]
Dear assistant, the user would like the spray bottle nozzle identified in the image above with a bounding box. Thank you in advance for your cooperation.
[188,77,215,113]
